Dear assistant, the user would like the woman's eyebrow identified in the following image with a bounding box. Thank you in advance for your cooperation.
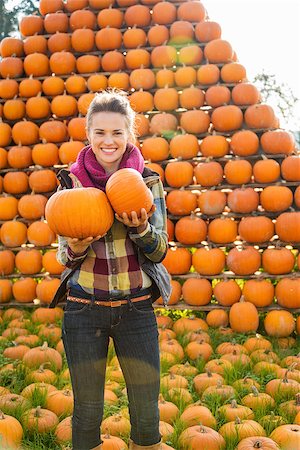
[94,128,124,132]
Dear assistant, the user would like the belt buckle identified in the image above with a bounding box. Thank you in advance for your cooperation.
[110,300,122,308]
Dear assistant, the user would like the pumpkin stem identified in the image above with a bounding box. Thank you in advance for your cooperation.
[158,394,165,403]
[63,389,72,396]
[296,393,300,406]
[283,370,290,383]
[38,362,50,372]
[234,416,242,425]
[243,376,252,383]
[231,399,238,408]
[41,342,49,351]
[251,385,259,396]
[104,428,111,439]
[287,362,298,372]
[0,411,5,420]
[34,406,42,417]
[253,441,263,449]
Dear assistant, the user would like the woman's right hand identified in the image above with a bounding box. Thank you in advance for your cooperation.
[67,234,104,255]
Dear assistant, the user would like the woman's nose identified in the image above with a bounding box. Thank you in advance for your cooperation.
[103,134,114,144]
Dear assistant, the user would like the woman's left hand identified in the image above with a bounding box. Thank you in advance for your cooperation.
[115,204,156,233]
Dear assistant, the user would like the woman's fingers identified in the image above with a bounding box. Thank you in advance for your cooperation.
[115,207,155,226]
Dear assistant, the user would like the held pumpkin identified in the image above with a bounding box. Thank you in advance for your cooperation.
[105,168,153,216]
[45,188,114,239]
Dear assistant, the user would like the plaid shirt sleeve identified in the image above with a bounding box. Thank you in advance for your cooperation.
[128,179,168,263]
[56,235,88,268]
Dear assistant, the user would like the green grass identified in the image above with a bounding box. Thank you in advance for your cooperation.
[21,431,61,450]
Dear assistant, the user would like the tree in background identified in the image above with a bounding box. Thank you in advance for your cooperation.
[0,0,38,40]
[253,70,299,135]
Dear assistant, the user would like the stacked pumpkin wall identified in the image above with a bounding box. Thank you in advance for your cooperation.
[0,0,299,334]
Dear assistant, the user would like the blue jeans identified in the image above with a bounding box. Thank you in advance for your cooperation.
[62,296,161,450]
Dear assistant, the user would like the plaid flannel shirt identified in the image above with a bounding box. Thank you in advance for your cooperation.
[56,171,168,298]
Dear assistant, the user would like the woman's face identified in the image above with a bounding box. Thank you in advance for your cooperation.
[87,112,129,172]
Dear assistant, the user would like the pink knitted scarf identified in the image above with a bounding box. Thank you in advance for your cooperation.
[70,143,144,191]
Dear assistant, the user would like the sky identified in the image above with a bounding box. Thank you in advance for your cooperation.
[204,0,300,130]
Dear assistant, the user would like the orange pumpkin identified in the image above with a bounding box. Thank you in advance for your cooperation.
[281,155,300,181]
[27,221,56,246]
[0,250,15,275]
[230,130,259,156]
[182,278,212,306]
[195,20,222,42]
[18,193,48,220]
[227,246,261,275]
[204,38,233,63]
[147,25,170,47]
[192,248,225,275]
[194,161,223,187]
[180,110,210,134]
[275,212,300,242]
[221,63,247,83]
[242,279,274,307]
[231,83,260,105]
[165,161,194,188]
[201,135,229,158]
[238,216,275,243]
[262,248,295,275]
[253,158,280,183]
[211,105,243,132]
[0,220,27,248]
[170,134,199,159]
[261,130,295,154]
[275,278,300,309]
[166,190,197,216]
[169,20,195,44]
[224,160,252,185]
[208,217,237,244]
[174,215,207,245]
[178,424,225,450]
[260,186,293,212]
[197,64,220,85]
[7,145,32,169]
[106,168,153,216]
[47,32,71,53]
[227,188,259,214]
[229,300,259,333]
[162,248,192,275]
[205,85,231,107]
[46,188,114,239]
[123,28,147,49]
[198,190,227,215]
[244,104,276,129]
[264,310,295,337]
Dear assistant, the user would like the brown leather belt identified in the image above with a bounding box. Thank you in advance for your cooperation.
[66,293,152,308]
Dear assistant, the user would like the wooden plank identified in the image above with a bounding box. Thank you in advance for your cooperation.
[172,272,300,280]
[153,303,300,313]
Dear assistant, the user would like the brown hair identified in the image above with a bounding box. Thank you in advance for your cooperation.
[86,89,136,142]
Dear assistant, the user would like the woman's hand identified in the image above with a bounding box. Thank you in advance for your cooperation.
[67,234,105,255]
[115,205,156,233]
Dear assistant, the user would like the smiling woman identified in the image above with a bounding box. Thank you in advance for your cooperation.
[53,90,170,450]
